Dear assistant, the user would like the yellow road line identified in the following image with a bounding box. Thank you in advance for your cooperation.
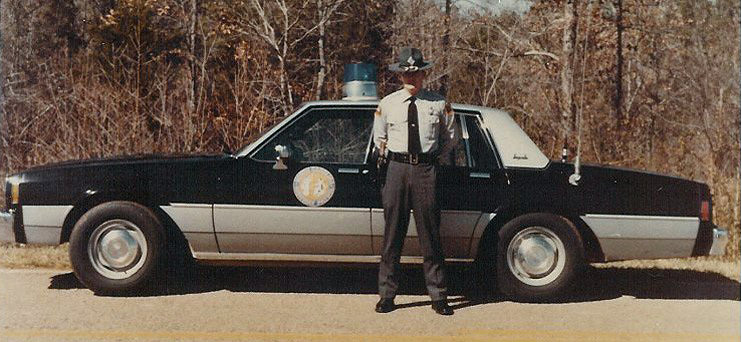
[0,328,738,342]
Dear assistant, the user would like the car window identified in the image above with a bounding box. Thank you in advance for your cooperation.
[464,115,497,170]
[449,115,468,167]
[253,108,374,164]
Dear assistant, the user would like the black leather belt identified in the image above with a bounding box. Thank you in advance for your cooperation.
[388,151,434,165]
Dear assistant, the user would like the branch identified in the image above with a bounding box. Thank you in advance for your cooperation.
[521,50,560,61]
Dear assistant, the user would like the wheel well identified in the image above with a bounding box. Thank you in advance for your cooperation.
[475,211,605,263]
[61,195,189,257]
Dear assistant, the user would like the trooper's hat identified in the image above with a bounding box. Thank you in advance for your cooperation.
[388,47,433,72]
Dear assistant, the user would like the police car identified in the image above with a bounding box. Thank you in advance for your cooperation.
[0,64,728,300]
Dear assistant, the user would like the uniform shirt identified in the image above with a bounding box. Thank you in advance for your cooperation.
[373,87,456,157]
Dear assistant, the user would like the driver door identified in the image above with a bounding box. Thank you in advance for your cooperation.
[213,106,377,255]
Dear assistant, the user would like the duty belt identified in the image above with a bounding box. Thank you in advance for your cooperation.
[388,151,435,165]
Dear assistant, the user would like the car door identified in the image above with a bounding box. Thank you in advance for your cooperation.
[371,112,505,259]
[214,106,377,255]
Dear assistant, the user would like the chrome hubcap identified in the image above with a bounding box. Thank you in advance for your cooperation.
[506,226,566,286]
[88,219,147,280]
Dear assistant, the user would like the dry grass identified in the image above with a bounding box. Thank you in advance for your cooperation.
[595,257,740,282]
[0,243,71,270]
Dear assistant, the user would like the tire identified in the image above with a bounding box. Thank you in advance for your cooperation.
[69,201,165,294]
[495,213,585,302]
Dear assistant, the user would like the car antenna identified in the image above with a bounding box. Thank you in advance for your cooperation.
[568,2,595,187]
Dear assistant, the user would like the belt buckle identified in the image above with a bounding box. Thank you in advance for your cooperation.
[409,153,419,165]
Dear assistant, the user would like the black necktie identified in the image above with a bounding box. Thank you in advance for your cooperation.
[408,97,422,154]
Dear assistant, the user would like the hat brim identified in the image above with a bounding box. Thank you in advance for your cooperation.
[388,62,434,72]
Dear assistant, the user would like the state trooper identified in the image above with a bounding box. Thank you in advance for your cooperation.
[373,47,457,316]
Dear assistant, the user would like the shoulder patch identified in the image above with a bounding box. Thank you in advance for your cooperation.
[375,107,382,117]
[444,102,453,116]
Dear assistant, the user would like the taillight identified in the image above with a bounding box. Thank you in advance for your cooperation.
[700,200,710,221]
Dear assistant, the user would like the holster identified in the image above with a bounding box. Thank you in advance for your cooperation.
[374,145,388,187]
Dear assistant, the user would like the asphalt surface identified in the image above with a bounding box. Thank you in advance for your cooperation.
[0,265,739,342]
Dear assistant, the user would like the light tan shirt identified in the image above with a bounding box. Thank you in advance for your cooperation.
[373,88,456,157]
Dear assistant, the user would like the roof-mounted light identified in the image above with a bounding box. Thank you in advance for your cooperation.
[342,63,378,101]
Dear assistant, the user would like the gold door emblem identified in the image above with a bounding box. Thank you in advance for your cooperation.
[293,166,336,207]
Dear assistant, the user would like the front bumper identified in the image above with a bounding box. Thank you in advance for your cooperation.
[709,227,729,256]
[0,210,14,243]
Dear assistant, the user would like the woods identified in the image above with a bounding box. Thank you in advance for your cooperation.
[0,0,738,258]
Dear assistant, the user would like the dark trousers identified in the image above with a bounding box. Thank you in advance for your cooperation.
[378,160,448,301]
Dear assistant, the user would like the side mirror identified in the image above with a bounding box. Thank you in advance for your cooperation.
[273,145,292,170]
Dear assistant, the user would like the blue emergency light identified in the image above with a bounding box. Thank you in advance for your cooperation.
[342,63,378,100]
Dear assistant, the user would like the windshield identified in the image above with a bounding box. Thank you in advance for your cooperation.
[234,118,286,157]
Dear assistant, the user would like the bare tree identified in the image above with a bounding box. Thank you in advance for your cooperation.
[560,0,577,151]
[235,0,327,114]
[314,0,344,100]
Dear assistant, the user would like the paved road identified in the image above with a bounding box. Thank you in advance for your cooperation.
[0,265,739,341]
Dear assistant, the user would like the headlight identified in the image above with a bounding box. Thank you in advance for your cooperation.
[11,183,18,205]
[6,176,21,206]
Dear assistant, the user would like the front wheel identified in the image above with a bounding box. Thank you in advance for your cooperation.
[496,213,585,301]
[69,201,165,294]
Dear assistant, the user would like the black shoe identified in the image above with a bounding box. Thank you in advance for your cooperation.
[375,298,395,313]
[432,300,453,315]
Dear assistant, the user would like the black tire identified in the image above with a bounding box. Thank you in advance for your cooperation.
[495,213,585,302]
[69,201,165,294]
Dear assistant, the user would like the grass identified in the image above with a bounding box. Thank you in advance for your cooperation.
[1,243,739,282]
[596,257,740,282]
[0,243,71,270]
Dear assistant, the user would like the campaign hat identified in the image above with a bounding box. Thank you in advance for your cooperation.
[388,47,433,72]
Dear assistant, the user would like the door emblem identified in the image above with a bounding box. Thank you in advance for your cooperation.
[293,166,336,207]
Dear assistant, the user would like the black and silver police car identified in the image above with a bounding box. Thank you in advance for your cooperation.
[0,64,728,300]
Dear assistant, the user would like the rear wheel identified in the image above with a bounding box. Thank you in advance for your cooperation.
[69,201,165,294]
[496,213,584,301]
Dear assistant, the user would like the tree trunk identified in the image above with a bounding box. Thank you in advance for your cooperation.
[187,0,197,116]
[560,0,577,151]
[614,0,624,126]
[0,0,6,170]
[279,55,291,115]
[0,0,4,115]
[439,0,451,96]
[315,0,326,101]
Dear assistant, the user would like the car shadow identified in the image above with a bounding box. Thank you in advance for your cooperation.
[49,264,740,308]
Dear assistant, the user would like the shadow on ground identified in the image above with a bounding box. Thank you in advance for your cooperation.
[49,263,740,307]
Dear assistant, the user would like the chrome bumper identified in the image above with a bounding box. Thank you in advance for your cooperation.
[0,210,15,243]
[709,227,729,256]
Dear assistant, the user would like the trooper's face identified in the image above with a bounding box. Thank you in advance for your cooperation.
[401,70,426,93]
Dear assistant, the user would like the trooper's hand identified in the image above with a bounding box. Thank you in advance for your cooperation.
[377,154,387,170]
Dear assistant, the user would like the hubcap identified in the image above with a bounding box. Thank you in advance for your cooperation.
[506,226,566,286]
[88,219,148,280]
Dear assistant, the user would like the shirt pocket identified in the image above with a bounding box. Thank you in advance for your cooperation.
[421,112,440,139]
[387,114,406,136]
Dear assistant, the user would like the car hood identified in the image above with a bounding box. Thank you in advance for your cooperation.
[16,153,232,175]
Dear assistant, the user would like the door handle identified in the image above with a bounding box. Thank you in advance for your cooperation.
[338,168,360,174]
[470,172,491,179]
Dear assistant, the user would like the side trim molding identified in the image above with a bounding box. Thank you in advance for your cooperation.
[193,252,473,265]
[22,205,73,228]
[581,214,700,261]
[21,205,72,245]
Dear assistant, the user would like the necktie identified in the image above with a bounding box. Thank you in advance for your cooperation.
[408,97,422,154]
